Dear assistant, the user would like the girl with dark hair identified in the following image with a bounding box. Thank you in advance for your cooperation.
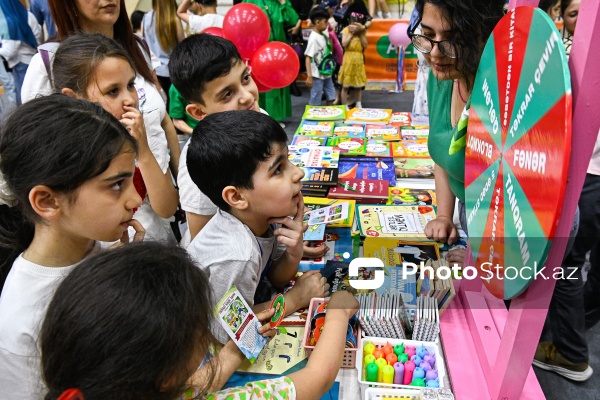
[538,0,561,20]
[40,242,359,400]
[0,94,144,399]
[560,0,580,57]
[409,0,505,260]
[20,0,182,182]
[53,34,179,243]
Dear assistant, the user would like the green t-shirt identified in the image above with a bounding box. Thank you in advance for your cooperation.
[168,85,198,130]
[426,72,467,203]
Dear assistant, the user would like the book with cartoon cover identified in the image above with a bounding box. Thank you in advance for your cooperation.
[345,107,392,125]
[214,286,268,364]
[291,135,328,147]
[391,140,430,158]
[302,105,347,121]
[332,123,366,138]
[288,146,340,168]
[365,140,392,157]
[338,157,396,186]
[365,125,400,141]
[387,188,436,206]
[294,120,335,136]
[389,111,412,127]
[326,137,366,156]
[393,157,435,179]
[356,204,436,239]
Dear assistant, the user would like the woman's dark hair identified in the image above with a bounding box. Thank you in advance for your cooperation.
[560,0,574,16]
[413,0,505,88]
[539,0,558,14]
[53,34,136,96]
[41,242,216,400]
[0,94,136,288]
[48,0,154,83]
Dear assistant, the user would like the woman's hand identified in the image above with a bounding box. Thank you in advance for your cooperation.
[425,216,458,244]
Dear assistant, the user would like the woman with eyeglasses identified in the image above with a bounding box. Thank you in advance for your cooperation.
[409,0,504,258]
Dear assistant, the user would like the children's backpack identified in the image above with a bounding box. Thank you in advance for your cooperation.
[317,33,337,76]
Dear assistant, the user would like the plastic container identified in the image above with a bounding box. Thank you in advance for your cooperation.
[364,387,422,400]
[302,297,361,368]
[356,336,447,395]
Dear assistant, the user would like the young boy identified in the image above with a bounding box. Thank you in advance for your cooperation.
[305,7,336,106]
[186,110,329,344]
[177,0,224,34]
[170,33,258,241]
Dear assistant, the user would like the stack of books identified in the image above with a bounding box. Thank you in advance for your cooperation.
[288,145,340,197]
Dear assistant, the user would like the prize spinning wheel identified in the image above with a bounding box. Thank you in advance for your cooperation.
[465,7,571,299]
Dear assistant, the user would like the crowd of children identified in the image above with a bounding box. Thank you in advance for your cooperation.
[0,1,363,398]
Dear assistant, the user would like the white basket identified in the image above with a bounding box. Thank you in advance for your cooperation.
[356,336,447,396]
[364,387,422,400]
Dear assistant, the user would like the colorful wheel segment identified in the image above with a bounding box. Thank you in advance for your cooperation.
[465,7,572,299]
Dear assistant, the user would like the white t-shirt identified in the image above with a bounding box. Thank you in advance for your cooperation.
[188,13,224,34]
[0,248,97,399]
[304,30,330,80]
[188,210,285,344]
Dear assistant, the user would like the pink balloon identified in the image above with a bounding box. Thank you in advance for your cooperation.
[389,22,411,48]
[251,42,299,89]
[223,4,271,60]
[201,27,225,37]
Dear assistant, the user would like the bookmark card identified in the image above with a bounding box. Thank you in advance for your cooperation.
[214,286,268,364]
[304,203,349,226]
[303,223,326,241]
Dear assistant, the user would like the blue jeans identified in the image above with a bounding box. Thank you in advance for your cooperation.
[11,62,29,105]
[309,76,335,106]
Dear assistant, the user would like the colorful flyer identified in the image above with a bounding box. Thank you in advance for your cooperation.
[214,286,268,364]
[304,223,326,240]
[304,202,350,226]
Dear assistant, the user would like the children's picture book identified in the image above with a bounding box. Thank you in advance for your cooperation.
[303,223,326,240]
[388,188,436,206]
[400,126,429,140]
[393,157,435,179]
[389,111,412,127]
[391,140,430,158]
[332,123,366,138]
[236,326,307,375]
[365,125,400,141]
[303,197,356,228]
[214,286,268,364]
[326,137,366,156]
[288,146,340,168]
[365,140,392,157]
[356,204,436,239]
[302,105,347,121]
[299,227,357,270]
[304,202,349,226]
[328,178,389,202]
[299,167,338,185]
[338,157,396,186]
[345,107,392,125]
[291,135,327,147]
[294,120,335,136]
[363,237,440,267]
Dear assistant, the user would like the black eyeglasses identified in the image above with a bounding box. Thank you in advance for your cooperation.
[410,34,458,59]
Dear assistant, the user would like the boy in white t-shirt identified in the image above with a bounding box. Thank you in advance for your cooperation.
[177,0,224,34]
[304,7,336,106]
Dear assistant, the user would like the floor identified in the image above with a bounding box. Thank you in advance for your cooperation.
[282,87,600,399]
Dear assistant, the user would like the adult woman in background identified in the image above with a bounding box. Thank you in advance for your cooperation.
[142,0,184,107]
[560,0,580,57]
[21,0,180,243]
[538,0,561,21]
[410,0,504,251]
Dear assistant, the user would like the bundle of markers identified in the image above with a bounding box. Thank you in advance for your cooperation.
[357,293,411,339]
[412,295,439,342]
[363,341,440,388]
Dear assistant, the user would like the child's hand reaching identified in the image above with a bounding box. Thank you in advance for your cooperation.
[288,270,330,309]
[256,308,277,339]
[327,290,359,319]
[303,241,330,258]
[270,194,306,263]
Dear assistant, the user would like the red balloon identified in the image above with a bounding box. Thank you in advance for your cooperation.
[250,42,300,89]
[201,27,225,38]
[223,4,271,60]
[252,75,272,93]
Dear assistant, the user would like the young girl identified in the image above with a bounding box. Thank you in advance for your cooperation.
[337,14,368,108]
[0,94,144,399]
[40,241,358,400]
[53,34,179,243]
